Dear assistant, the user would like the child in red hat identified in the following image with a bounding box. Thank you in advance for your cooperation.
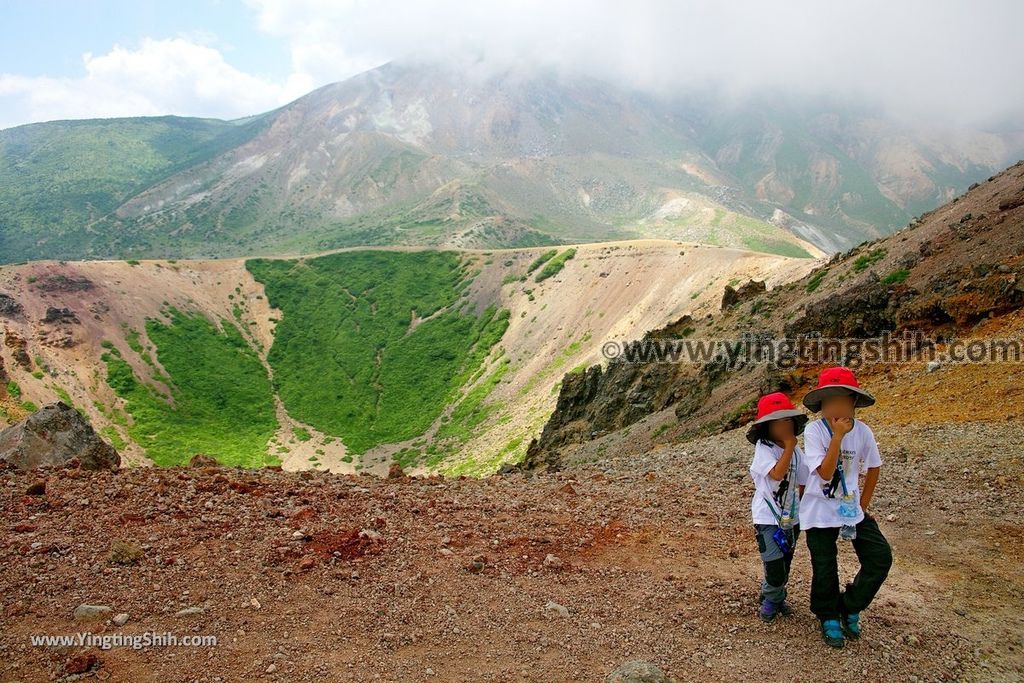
[801,366,893,648]
[746,392,810,622]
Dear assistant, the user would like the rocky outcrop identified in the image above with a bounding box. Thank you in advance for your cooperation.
[784,276,918,338]
[721,280,766,310]
[0,293,23,317]
[0,402,120,471]
[41,307,80,324]
[3,330,32,370]
[523,353,736,470]
[32,274,94,293]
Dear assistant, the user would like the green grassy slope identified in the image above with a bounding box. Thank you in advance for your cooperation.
[0,115,269,262]
[247,250,509,455]
[101,307,278,467]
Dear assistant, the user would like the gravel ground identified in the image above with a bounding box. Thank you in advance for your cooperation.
[1,421,1022,682]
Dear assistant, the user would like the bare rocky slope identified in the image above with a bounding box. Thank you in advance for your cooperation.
[526,160,1024,469]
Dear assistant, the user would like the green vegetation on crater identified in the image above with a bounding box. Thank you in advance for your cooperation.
[247,251,509,455]
[101,307,278,467]
[535,248,577,282]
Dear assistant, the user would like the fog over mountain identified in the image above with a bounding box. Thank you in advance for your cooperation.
[2,1,1023,130]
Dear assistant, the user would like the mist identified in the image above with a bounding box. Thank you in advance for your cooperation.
[251,0,1024,129]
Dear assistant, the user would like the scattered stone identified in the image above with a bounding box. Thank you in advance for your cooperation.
[64,651,100,675]
[112,613,130,627]
[25,479,46,496]
[544,601,569,618]
[543,553,563,569]
[175,606,205,617]
[73,604,112,621]
[927,361,941,373]
[606,660,670,683]
[108,539,144,565]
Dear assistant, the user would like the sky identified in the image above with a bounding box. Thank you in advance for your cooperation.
[1,0,1023,131]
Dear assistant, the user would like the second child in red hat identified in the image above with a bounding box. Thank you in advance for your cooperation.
[801,366,893,649]
[746,391,810,623]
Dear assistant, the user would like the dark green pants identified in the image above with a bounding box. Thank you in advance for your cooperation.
[805,514,893,621]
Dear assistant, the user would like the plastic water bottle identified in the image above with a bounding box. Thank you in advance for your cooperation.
[838,492,859,541]
[780,510,793,530]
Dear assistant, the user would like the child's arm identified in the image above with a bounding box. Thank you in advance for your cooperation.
[861,467,880,511]
[816,416,853,480]
[768,435,797,481]
[859,424,883,512]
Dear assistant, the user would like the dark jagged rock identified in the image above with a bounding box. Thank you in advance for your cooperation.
[523,354,733,470]
[3,330,32,370]
[0,402,120,471]
[33,274,94,293]
[41,307,79,324]
[721,280,766,310]
[0,293,23,317]
[784,278,918,339]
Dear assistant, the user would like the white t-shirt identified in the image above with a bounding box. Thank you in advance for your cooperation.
[749,440,809,526]
[800,418,882,529]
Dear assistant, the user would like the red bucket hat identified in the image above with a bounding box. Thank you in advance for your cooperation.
[745,392,808,444]
[801,366,876,412]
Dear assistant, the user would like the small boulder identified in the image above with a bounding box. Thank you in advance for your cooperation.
[73,604,112,621]
[543,553,563,569]
[0,402,120,470]
[606,660,671,683]
[188,453,218,467]
[544,600,569,618]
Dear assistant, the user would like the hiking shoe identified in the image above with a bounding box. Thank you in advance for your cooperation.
[777,600,794,617]
[842,612,861,639]
[758,598,781,622]
[820,619,845,648]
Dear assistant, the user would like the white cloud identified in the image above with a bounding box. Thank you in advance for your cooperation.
[0,37,292,129]
[3,1,1023,130]
[247,0,1024,128]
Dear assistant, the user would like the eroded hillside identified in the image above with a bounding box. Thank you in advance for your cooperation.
[527,161,1024,469]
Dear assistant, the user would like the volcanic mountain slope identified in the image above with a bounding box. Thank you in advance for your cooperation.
[3,62,1021,263]
[0,240,814,475]
[526,160,1024,470]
